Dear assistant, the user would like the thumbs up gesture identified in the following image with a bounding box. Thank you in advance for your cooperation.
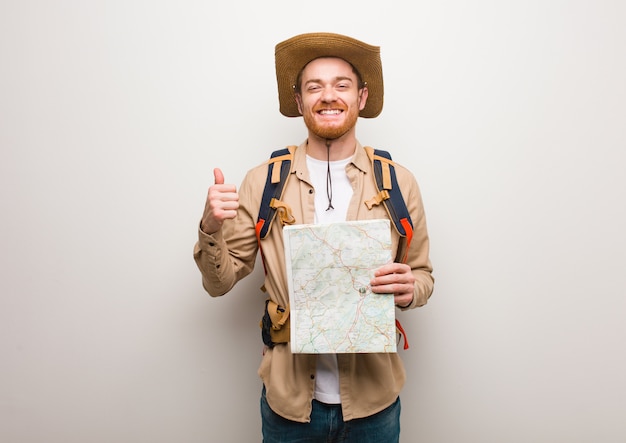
[200,168,239,234]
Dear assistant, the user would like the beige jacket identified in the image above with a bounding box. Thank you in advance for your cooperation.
[193,141,434,422]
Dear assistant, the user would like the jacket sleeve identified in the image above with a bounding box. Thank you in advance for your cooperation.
[398,168,434,309]
[192,169,260,296]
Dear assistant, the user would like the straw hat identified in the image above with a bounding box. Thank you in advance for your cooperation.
[275,32,383,118]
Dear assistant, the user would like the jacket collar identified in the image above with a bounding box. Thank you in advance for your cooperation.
[292,139,370,178]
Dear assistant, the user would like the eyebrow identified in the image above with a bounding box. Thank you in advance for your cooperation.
[304,76,355,86]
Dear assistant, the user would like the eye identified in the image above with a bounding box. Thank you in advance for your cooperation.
[307,84,322,92]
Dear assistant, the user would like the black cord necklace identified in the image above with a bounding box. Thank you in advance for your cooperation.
[325,141,334,211]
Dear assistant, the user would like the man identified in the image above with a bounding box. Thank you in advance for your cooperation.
[194,32,434,442]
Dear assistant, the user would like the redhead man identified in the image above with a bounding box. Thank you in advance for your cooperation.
[194,33,434,442]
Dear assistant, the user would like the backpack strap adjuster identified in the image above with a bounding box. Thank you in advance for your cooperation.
[364,189,390,210]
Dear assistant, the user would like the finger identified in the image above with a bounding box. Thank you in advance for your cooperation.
[213,168,225,185]
[371,282,412,296]
[373,262,410,277]
[372,277,413,292]
[374,262,399,276]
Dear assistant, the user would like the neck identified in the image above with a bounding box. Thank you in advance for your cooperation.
[306,131,357,161]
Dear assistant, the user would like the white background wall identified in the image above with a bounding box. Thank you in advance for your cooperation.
[1,1,625,442]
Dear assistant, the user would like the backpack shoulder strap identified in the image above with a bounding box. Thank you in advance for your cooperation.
[365,147,414,249]
[255,146,296,241]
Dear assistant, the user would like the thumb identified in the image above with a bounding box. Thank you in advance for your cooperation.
[213,168,225,185]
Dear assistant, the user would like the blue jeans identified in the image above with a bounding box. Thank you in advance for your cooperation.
[260,387,401,443]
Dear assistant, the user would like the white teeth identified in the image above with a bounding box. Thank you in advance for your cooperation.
[319,109,341,115]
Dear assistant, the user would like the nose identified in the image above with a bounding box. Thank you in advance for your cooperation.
[320,85,338,103]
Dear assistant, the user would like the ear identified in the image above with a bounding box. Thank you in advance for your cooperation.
[295,93,303,115]
[358,86,369,112]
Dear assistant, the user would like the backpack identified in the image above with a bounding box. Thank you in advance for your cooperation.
[256,145,413,349]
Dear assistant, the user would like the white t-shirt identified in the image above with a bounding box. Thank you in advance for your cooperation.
[306,154,353,404]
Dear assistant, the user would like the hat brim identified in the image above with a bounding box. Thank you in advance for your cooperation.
[275,33,383,118]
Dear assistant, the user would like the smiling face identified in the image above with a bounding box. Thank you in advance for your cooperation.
[295,57,368,141]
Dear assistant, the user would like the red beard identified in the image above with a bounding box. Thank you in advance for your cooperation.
[303,103,360,140]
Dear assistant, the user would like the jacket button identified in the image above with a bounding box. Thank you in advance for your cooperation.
[310,374,315,379]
